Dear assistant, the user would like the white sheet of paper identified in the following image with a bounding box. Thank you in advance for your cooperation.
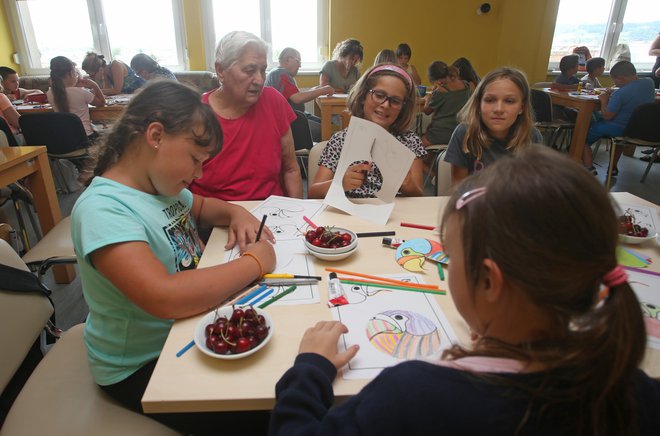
[332,274,457,379]
[626,268,660,350]
[224,196,325,306]
[323,117,416,225]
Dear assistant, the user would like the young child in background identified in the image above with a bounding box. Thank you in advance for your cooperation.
[452,57,480,89]
[47,56,106,142]
[0,80,23,144]
[308,63,426,199]
[373,49,396,66]
[396,43,422,86]
[269,146,660,436]
[422,61,471,147]
[581,57,605,89]
[0,66,44,101]
[129,53,177,81]
[71,81,276,435]
[551,54,580,91]
[444,67,543,185]
[582,60,655,175]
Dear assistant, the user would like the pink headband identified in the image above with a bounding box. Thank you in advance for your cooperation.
[368,64,414,88]
[456,187,487,210]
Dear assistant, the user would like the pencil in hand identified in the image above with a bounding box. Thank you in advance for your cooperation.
[256,214,267,242]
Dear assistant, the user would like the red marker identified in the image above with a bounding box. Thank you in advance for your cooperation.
[400,222,436,231]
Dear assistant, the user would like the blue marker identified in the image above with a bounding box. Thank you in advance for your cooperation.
[236,284,267,305]
[248,289,274,306]
[176,340,195,358]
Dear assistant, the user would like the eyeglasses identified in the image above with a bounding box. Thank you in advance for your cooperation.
[368,89,405,109]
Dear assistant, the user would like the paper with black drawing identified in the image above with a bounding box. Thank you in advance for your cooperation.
[324,117,415,225]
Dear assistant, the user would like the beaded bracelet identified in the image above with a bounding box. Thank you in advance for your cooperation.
[241,252,264,278]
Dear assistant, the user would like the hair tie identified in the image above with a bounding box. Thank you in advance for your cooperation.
[368,64,413,88]
[602,265,627,288]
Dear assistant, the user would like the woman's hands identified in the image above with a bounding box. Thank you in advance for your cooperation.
[342,162,372,191]
[226,205,275,251]
[299,321,359,371]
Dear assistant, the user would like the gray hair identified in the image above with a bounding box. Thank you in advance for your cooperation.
[214,31,268,70]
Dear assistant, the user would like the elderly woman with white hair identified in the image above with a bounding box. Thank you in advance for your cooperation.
[190,31,302,201]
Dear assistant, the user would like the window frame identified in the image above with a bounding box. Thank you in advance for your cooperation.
[3,0,188,75]
[548,0,654,72]
[201,0,328,73]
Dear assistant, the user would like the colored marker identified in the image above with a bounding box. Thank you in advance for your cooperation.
[236,284,267,305]
[401,222,436,231]
[258,285,297,309]
[256,214,268,242]
[248,289,274,306]
[356,231,396,238]
[303,216,318,229]
[176,340,195,357]
[263,274,323,280]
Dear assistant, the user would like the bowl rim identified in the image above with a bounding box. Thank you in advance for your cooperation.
[307,245,357,261]
[618,231,658,244]
[303,227,358,254]
[194,306,273,360]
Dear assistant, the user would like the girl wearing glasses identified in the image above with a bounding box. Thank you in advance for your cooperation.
[308,63,426,199]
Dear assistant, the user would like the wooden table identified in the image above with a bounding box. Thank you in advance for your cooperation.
[544,89,600,161]
[544,89,660,162]
[0,146,74,283]
[315,95,425,141]
[141,193,660,413]
[15,95,131,122]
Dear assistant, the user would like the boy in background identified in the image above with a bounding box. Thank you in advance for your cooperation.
[582,61,655,175]
[551,55,580,91]
[581,57,605,89]
[0,66,43,101]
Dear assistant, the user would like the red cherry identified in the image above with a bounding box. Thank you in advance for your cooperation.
[341,233,352,242]
[205,324,214,337]
[230,308,244,322]
[255,324,269,340]
[213,340,229,354]
[235,337,251,354]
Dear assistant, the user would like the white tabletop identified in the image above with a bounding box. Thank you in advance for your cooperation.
[142,193,660,413]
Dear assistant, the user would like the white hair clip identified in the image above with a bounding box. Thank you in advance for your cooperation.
[456,187,487,210]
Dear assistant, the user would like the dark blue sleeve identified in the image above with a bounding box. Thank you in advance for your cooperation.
[269,353,337,436]
[444,123,470,169]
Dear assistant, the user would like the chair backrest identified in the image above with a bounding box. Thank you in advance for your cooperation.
[435,147,453,196]
[0,117,18,146]
[0,130,9,148]
[531,81,553,88]
[624,103,660,142]
[19,112,90,155]
[0,240,53,393]
[530,89,553,123]
[307,141,327,191]
[291,110,314,152]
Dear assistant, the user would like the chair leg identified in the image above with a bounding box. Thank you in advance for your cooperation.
[640,147,659,183]
[25,203,43,240]
[12,199,31,253]
[605,140,616,190]
[593,139,602,158]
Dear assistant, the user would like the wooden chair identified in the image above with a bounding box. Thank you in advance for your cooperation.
[0,240,181,436]
[0,118,18,147]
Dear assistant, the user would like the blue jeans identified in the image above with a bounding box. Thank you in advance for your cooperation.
[586,120,624,146]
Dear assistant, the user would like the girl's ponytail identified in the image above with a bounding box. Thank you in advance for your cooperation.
[49,56,73,113]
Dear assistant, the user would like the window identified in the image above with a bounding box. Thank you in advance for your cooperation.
[549,0,658,71]
[202,0,328,72]
[4,0,187,75]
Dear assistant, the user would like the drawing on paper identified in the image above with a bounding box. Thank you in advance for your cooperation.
[395,238,447,272]
[224,196,326,306]
[626,269,660,350]
[333,273,458,380]
[367,310,443,359]
[642,302,660,340]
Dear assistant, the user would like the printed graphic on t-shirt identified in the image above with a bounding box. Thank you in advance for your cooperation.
[162,203,202,271]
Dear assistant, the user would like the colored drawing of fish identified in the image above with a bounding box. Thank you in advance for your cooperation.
[395,238,447,272]
[366,309,442,359]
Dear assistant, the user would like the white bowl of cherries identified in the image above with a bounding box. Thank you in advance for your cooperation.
[194,305,272,360]
[303,226,358,261]
[618,212,657,245]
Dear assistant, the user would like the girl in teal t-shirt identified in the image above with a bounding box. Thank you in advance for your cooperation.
[71,80,276,434]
